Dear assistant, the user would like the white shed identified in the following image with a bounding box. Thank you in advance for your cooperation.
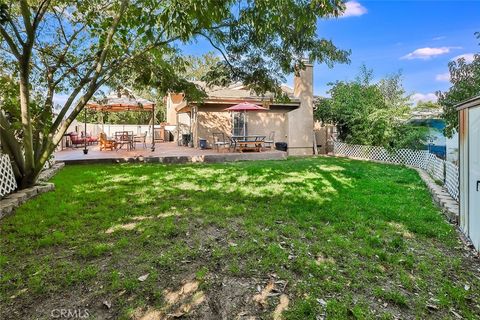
[457,96,480,251]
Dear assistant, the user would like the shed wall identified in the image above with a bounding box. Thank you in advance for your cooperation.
[459,108,469,233]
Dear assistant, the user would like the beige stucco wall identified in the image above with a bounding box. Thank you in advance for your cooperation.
[287,63,314,155]
[166,93,185,125]
[245,111,288,143]
[196,111,232,147]
[195,110,288,148]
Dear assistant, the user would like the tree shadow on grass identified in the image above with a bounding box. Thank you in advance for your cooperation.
[0,157,468,319]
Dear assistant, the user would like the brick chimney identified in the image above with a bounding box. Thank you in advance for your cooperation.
[287,61,314,155]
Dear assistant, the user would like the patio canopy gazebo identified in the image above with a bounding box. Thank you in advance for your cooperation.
[85,90,157,151]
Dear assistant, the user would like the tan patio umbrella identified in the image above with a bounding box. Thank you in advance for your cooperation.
[224,102,268,137]
[85,90,156,152]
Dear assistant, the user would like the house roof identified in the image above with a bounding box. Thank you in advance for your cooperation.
[455,95,480,111]
[192,81,295,99]
[175,82,301,113]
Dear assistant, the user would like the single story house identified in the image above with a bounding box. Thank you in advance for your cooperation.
[165,63,315,156]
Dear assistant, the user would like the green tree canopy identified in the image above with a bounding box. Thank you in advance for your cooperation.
[94,51,222,125]
[315,66,428,149]
[0,0,350,188]
[183,52,221,82]
[437,32,480,138]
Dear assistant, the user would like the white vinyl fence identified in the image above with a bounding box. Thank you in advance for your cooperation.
[444,161,459,201]
[0,154,17,198]
[334,142,459,202]
[72,123,154,138]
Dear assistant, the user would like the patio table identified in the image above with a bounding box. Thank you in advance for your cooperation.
[231,135,266,152]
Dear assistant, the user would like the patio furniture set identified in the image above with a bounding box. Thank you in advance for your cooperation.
[212,131,275,153]
[66,131,148,151]
[99,131,149,151]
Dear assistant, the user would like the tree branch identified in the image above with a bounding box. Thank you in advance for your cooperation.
[92,0,128,76]
[31,0,51,30]
[19,0,33,38]
[0,25,21,58]
[198,31,234,72]
[7,17,25,46]
[0,111,25,174]
[50,68,95,134]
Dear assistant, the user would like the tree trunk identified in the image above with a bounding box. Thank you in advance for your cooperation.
[19,170,40,189]
[18,61,36,187]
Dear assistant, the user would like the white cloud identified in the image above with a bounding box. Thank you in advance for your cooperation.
[451,53,475,63]
[401,47,457,60]
[432,36,446,41]
[411,93,437,104]
[53,94,70,109]
[341,1,367,18]
[435,72,450,82]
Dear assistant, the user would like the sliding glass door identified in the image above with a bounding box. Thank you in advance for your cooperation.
[232,112,246,136]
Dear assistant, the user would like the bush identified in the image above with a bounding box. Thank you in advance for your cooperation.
[315,66,428,149]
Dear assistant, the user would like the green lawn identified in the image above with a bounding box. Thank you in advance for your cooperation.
[1,157,479,319]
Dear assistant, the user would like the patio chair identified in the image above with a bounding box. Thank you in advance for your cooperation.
[115,131,133,151]
[68,132,86,148]
[99,132,116,151]
[213,133,229,152]
[264,131,275,149]
[82,131,98,145]
[134,131,148,149]
[229,136,238,152]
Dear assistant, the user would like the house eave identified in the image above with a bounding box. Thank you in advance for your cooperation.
[176,96,301,113]
[456,95,480,111]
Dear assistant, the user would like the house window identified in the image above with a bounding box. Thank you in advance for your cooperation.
[232,112,246,136]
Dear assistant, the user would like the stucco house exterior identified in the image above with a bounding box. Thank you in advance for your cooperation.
[165,63,315,156]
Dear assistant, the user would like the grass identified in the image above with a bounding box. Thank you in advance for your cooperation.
[1,157,479,319]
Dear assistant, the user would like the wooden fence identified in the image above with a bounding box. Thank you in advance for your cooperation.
[333,142,459,202]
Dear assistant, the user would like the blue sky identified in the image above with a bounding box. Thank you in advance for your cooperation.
[52,1,479,107]
[181,0,479,104]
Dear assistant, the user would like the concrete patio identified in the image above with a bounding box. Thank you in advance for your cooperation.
[55,142,287,164]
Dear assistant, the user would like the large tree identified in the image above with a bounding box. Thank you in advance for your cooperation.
[315,66,428,149]
[437,32,480,138]
[0,0,349,188]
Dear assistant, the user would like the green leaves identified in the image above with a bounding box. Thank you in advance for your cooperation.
[315,66,427,150]
[200,0,350,96]
[437,32,480,138]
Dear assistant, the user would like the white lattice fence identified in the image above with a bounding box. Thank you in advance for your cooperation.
[0,154,17,198]
[334,142,459,202]
[426,154,445,182]
[445,162,459,202]
[334,142,431,169]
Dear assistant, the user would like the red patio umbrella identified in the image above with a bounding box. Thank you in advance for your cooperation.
[224,102,268,112]
[224,102,268,136]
